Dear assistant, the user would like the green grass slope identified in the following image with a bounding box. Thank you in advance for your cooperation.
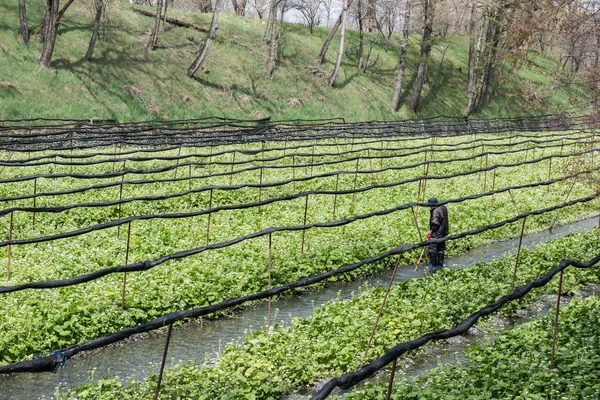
[0,0,592,121]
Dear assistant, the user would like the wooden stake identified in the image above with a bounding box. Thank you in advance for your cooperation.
[512,217,527,291]
[549,270,564,370]
[206,189,213,246]
[267,232,273,328]
[117,177,124,239]
[301,195,309,255]
[208,146,213,174]
[332,174,340,220]
[173,147,182,179]
[6,211,13,282]
[32,178,37,228]
[352,158,359,203]
[154,323,173,400]
[549,178,577,233]
[310,144,315,176]
[508,189,533,247]
[483,154,489,191]
[188,164,192,209]
[258,166,264,214]
[121,221,132,311]
[293,155,296,192]
[368,149,374,184]
[229,152,235,185]
[361,254,402,363]
[531,148,535,181]
[386,359,397,400]
[491,169,497,205]
[547,158,552,192]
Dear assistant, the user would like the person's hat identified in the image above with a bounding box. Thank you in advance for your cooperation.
[427,197,438,205]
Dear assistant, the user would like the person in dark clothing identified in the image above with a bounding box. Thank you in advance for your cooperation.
[426,197,449,273]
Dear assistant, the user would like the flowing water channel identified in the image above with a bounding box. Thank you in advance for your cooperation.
[1,216,598,400]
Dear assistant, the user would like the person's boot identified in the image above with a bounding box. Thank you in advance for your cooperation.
[428,252,437,274]
[437,252,445,269]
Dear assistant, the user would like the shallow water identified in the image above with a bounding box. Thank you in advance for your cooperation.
[0,216,597,400]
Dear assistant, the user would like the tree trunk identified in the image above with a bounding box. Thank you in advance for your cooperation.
[147,0,164,50]
[265,0,278,77]
[317,13,341,64]
[407,0,435,112]
[480,14,501,109]
[328,0,348,87]
[40,0,59,69]
[18,0,29,43]
[84,0,103,61]
[316,0,353,64]
[464,3,479,115]
[364,0,377,32]
[56,0,76,26]
[262,3,274,43]
[162,0,169,31]
[391,0,411,111]
[232,0,246,16]
[186,0,222,77]
[357,0,366,71]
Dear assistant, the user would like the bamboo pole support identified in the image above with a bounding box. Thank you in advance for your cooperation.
[547,158,552,192]
[121,221,132,310]
[332,174,339,221]
[386,359,397,400]
[208,146,213,174]
[549,270,564,370]
[367,149,374,184]
[229,152,235,185]
[206,189,213,246]
[32,178,37,228]
[491,169,496,205]
[508,189,533,247]
[117,177,124,239]
[483,154,489,192]
[310,144,315,176]
[293,155,296,193]
[258,166,264,215]
[411,206,430,265]
[531,147,535,181]
[188,164,193,209]
[173,147,182,179]
[112,143,118,172]
[511,217,527,291]
[301,195,309,255]
[154,323,173,400]
[6,211,13,282]
[352,158,359,203]
[267,232,273,328]
[549,177,577,233]
[361,254,402,363]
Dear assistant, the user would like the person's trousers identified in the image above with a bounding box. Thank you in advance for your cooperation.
[428,241,445,268]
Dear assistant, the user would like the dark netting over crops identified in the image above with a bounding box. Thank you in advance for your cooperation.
[0,113,598,376]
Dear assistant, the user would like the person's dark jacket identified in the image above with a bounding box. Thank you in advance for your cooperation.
[429,205,449,238]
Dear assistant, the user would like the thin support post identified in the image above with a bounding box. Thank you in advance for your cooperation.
[491,169,497,205]
[508,189,534,247]
[117,178,124,239]
[483,154,489,192]
[229,152,235,185]
[154,323,173,400]
[6,211,13,282]
[549,177,577,233]
[293,155,296,192]
[69,146,73,174]
[361,254,402,363]
[206,189,213,246]
[531,148,535,182]
[121,221,132,311]
[208,146,213,174]
[267,232,273,328]
[547,158,552,192]
[386,359,397,400]
[310,144,315,177]
[332,174,340,220]
[368,149,374,184]
[188,164,192,209]
[258,167,264,214]
[549,270,564,370]
[32,178,37,228]
[173,147,182,179]
[511,217,527,291]
[112,143,118,172]
[352,158,359,203]
[301,195,309,255]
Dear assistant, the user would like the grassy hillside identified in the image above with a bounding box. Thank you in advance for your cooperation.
[0,0,592,121]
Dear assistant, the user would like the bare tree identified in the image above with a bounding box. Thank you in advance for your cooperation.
[186,0,223,77]
[147,0,164,50]
[232,0,247,15]
[329,0,348,86]
[18,0,29,43]
[265,0,280,76]
[407,0,436,112]
[40,0,59,69]
[290,0,322,34]
[391,0,411,111]
[248,0,269,18]
[316,0,353,64]
[322,0,336,25]
[84,0,106,61]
